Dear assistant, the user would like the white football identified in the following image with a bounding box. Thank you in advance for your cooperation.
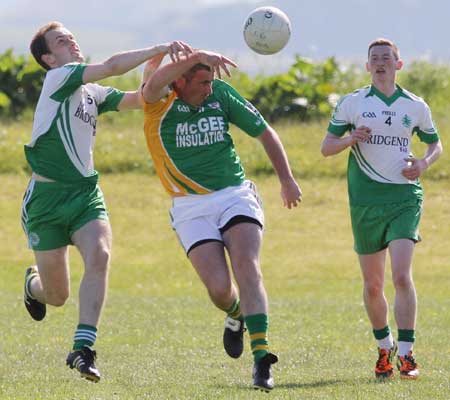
[243,6,291,55]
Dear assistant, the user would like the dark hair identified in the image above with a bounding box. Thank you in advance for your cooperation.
[30,21,64,70]
[183,63,211,81]
[368,38,400,60]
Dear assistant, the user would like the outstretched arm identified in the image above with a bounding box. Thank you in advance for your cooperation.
[142,50,237,103]
[82,41,192,84]
[116,53,168,111]
[258,126,302,209]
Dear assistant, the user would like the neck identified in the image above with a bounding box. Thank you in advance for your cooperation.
[372,80,397,97]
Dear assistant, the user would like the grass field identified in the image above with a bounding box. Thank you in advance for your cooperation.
[0,173,448,400]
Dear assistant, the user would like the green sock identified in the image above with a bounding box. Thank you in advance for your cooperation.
[398,329,415,357]
[398,329,415,343]
[225,298,243,320]
[73,324,97,350]
[244,313,269,361]
[373,325,390,340]
[373,325,394,349]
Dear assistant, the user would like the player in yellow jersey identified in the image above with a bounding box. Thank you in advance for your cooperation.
[141,50,302,391]
[322,38,442,379]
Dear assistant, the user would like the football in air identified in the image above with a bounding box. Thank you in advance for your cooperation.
[243,6,291,55]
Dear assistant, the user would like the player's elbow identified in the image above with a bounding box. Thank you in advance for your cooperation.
[142,81,161,104]
[102,58,122,77]
[320,142,332,157]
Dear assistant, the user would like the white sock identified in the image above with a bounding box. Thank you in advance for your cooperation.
[398,341,413,357]
[378,332,394,350]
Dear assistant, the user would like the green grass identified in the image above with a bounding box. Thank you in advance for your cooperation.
[1,113,449,180]
[0,174,449,399]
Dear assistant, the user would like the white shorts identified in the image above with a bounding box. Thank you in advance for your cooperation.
[170,180,264,254]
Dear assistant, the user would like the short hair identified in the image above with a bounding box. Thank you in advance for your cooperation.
[368,38,400,60]
[183,63,211,81]
[30,21,64,70]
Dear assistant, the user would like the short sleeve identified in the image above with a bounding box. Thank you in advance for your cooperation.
[414,102,440,144]
[47,63,86,102]
[96,86,125,114]
[327,94,353,137]
[213,80,268,137]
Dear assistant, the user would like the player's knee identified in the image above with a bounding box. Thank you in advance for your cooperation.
[88,245,111,274]
[45,289,69,306]
[364,282,383,298]
[393,273,413,290]
[207,283,232,303]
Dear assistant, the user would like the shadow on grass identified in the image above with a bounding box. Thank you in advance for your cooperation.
[280,376,399,388]
[213,376,383,391]
[276,379,346,389]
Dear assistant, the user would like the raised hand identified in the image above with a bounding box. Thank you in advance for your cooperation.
[196,50,238,79]
[165,41,193,62]
[142,53,165,83]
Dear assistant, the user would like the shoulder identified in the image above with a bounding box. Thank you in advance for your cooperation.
[398,86,428,105]
[397,86,432,117]
[143,89,177,115]
[212,79,241,97]
[212,79,233,90]
[46,63,85,80]
[43,63,86,92]
[336,86,370,107]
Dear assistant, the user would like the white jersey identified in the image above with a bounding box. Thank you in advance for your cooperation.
[25,63,124,183]
[328,85,439,205]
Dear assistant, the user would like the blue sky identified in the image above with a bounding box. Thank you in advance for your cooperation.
[1,0,449,74]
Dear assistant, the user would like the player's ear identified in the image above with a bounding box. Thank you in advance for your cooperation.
[174,77,186,90]
[365,61,370,72]
[41,53,55,68]
[395,59,404,71]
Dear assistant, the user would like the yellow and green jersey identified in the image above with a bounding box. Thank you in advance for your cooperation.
[25,63,124,184]
[143,79,268,197]
[328,84,439,205]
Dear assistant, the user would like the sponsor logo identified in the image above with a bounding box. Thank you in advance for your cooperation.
[177,104,190,113]
[382,110,396,116]
[245,101,259,115]
[208,101,221,110]
[75,102,97,134]
[28,232,40,247]
[366,135,409,147]
[176,116,225,135]
[175,116,226,148]
[362,111,376,118]
[402,114,412,128]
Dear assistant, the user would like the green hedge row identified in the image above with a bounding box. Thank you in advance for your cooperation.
[2,48,450,122]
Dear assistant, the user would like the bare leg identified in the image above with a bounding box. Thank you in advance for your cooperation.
[358,249,389,329]
[32,247,70,306]
[223,223,267,316]
[188,241,238,311]
[71,219,112,327]
[389,239,416,329]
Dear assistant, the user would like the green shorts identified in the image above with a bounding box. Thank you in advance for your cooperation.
[21,179,108,251]
[350,198,422,255]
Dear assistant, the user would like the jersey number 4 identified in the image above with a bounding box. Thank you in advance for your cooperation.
[385,116,392,126]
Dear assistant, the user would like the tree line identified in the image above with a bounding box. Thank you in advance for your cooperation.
[1,48,450,121]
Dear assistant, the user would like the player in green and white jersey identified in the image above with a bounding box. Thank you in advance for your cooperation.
[321,38,442,380]
[141,50,302,392]
[21,21,192,382]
